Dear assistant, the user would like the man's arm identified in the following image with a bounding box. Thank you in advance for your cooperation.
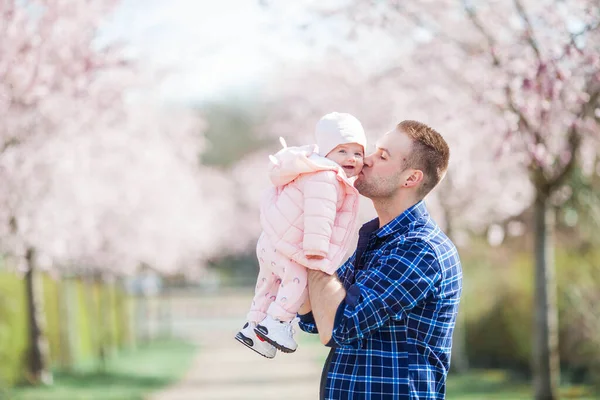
[297,297,320,334]
[307,269,346,345]
[298,257,354,337]
[313,240,440,347]
[297,298,312,315]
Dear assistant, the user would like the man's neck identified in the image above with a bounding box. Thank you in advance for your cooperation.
[373,193,420,228]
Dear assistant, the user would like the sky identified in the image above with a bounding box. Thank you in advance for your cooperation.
[100,0,338,104]
[100,0,399,105]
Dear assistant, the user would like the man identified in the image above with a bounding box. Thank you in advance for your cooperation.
[298,120,463,399]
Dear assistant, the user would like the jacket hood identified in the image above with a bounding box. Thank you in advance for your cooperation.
[268,138,354,187]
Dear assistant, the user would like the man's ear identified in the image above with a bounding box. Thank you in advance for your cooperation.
[404,169,424,188]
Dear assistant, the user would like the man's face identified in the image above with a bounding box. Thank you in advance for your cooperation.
[354,129,413,198]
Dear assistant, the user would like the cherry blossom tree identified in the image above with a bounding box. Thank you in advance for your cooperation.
[0,0,238,384]
[454,4,599,397]
[15,102,240,370]
[0,0,135,384]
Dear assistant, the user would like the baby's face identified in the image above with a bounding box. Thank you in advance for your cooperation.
[325,143,364,178]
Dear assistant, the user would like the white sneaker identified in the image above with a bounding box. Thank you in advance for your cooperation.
[254,315,299,353]
[235,321,277,359]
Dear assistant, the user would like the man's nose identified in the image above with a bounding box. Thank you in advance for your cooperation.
[363,154,374,167]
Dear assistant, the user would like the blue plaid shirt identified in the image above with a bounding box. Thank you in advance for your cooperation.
[299,201,462,399]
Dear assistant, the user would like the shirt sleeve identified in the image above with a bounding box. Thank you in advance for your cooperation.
[298,311,319,334]
[335,252,355,286]
[331,239,441,346]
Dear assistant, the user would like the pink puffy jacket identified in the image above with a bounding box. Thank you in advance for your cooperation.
[259,142,360,275]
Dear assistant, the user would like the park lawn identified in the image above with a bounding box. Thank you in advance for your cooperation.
[4,340,196,400]
[447,370,596,400]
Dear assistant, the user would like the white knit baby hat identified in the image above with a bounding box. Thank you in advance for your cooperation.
[314,112,367,157]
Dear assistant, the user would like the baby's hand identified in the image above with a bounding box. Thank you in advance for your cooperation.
[306,254,325,260]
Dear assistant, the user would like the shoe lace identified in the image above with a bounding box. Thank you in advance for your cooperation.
[286,317,300,336]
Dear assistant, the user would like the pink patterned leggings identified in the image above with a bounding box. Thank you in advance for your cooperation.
[246,234,308,323]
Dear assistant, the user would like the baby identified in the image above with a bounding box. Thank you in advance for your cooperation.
[235,112,366,358]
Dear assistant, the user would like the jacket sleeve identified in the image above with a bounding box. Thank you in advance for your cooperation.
[302,171,339,258]
[331,239,441,347]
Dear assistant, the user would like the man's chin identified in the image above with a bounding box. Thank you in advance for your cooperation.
[353,178,367,195]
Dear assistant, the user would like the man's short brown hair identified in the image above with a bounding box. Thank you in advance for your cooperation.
[397,120,450,197]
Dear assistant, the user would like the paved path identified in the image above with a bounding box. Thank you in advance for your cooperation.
[146,292,328,400]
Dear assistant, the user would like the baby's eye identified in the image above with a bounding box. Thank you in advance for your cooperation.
[355,153,363,157]
[339,149,346,153]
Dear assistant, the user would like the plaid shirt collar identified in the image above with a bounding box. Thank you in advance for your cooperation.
[360,200,429,240]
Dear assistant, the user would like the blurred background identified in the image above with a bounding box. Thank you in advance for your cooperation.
[0,0,599,399]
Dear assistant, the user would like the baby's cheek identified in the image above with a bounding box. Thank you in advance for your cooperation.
[356,159,365,172]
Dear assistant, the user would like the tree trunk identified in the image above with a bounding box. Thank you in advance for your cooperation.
[533,196,560,400]
[451,309,469,373]
[442,199,469,374]
[57,278,74,370]
[136,293,151,345]
[24,247,53,385]
[115,278,131,349]
[93,274,109,371]
[99,275,115,362]
[83,275,101,370]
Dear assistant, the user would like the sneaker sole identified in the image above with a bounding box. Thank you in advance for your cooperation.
[234,332,276,359]
[254,326,297,353]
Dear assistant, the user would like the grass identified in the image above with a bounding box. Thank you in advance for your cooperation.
[447,370,597,400]
[3,340,196,400]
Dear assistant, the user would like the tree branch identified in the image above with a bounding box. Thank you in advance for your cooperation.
[513,0,542,63]
[1,137,21,154]
[555,12,600,61]
[389,2,473,54]
[463,3,500,64]
[464,2,547,157]
[548,84,600,191]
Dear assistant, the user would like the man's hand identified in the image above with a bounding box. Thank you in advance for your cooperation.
[307,270,346,345]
